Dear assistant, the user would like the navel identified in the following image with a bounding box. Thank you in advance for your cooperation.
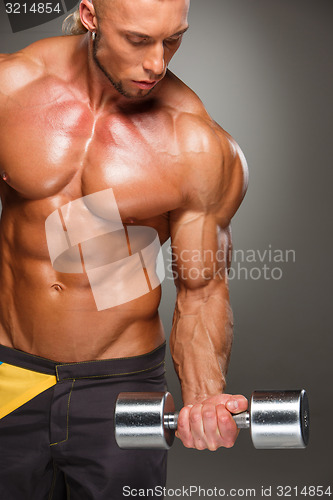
[51,283,63,292]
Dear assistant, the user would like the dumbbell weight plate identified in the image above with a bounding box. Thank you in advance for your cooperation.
[250,389,310,449]
[115,391,176,449]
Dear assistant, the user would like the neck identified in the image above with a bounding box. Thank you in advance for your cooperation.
[75,33,126,111]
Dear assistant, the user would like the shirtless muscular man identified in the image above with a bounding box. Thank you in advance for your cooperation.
[0,0,249,498]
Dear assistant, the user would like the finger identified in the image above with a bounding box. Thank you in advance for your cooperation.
[188,404,207,450]
[201,403,221,451]
[216,404,239,448]
[176,406,195,448]
[225,395,248,414]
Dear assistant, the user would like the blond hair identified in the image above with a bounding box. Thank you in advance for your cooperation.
[62,8,88,35]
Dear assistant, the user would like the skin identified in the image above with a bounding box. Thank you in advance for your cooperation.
[0,0,249,451]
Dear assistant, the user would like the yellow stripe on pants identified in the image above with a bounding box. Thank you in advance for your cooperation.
[0,363,57,419]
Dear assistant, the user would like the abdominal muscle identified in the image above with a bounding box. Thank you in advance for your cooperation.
[0,254,165,363]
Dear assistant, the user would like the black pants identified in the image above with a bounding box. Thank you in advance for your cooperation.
[0,342,168,499]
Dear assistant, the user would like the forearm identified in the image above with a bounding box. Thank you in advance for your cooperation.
[170,281,233,405]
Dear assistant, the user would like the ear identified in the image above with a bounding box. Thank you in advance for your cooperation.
[80,0,98,32]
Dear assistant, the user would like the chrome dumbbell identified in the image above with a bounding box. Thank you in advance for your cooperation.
[115,390,310,450]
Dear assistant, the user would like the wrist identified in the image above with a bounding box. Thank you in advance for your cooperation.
[181,382,226,406]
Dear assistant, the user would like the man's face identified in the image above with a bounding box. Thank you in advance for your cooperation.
[93,0,190,99]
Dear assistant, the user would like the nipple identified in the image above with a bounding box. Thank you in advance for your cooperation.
[125,218,136,224]
[1,171,9,182]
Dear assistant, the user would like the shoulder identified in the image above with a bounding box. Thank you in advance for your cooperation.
[183,119,248,227]
[0,36,74,100]
[0,48,44,98]
[162,72,249,225]
[161,70,246,165]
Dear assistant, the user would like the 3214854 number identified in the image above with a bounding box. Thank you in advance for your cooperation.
[5,3,62,14]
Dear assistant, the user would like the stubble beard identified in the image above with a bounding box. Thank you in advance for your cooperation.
[92,33,155,100]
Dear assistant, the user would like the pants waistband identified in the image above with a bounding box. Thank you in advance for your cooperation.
[0,342,166,382]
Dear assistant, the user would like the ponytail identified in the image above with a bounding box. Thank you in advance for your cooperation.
[62,8,88,35]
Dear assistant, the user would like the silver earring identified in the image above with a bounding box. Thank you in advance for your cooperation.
[91,31,96,41]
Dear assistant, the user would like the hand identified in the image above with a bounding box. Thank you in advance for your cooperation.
[176,394,248,451]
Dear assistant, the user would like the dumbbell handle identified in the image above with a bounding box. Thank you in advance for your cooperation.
[164,411,250,430]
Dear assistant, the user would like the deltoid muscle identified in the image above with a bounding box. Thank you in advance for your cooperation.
[45,188,165,310]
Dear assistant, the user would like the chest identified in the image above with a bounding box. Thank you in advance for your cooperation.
[0,98,183,223]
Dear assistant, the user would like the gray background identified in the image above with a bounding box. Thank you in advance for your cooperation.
[0,0,332,497]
